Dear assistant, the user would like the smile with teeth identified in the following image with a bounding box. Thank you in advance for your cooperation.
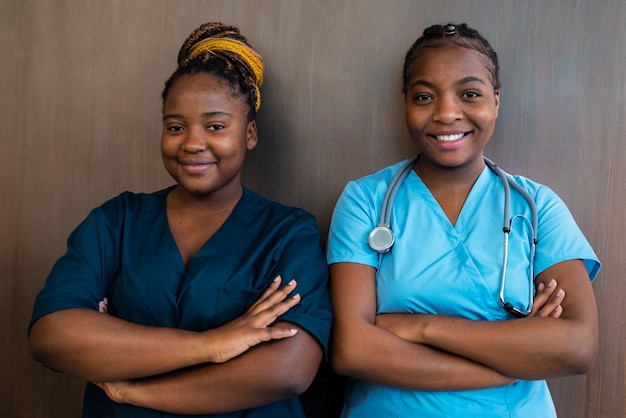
[435,132,469,142]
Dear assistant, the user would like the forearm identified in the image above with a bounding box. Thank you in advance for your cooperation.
[331,322,514,391]
[377,311,596,379]
[119,326,322,414]
[29,309,207,382]
[420,314,597,379]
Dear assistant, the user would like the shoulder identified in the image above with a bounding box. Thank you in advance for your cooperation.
[507,173,547,192]
[97,187,171,213]
[238,188,320,235]
[98,187,172,211]
[88,187,172,227]
[506,174,564,208]
[339,160,411,204]
[329,159,411,228]
[350,160,408,189]
[240,188,313,219]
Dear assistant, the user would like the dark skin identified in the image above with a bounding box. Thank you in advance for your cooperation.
[329,44,597,390]
[29,72,323,414]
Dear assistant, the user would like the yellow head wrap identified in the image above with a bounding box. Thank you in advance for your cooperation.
[188,38,264,112]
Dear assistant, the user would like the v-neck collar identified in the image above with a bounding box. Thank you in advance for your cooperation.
[161,187,249,275]
[410,166,492,233]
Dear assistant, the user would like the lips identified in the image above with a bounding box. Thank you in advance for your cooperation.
[178,159,216,174]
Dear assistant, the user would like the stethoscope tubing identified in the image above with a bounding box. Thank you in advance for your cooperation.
[370,155,539,317]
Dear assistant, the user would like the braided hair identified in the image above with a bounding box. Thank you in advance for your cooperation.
[162,22,263,121]
[402,23,500,94]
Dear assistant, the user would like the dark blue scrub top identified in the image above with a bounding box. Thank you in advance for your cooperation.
[31,187,332,417]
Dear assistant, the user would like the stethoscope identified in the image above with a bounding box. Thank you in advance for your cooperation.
[368,156,538,317]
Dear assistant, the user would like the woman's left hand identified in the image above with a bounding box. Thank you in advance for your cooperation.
[528,279,565,318]
[94,380,131,404]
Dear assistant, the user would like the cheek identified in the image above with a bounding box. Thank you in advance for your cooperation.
[405,108,426,133]
[475,108,498,129]
[160,137,178,157]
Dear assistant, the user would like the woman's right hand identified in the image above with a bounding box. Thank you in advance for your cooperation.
[205,276,301,364]
[528,279,565,318]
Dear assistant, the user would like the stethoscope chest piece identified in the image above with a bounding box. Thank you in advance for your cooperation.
[368,225,395,254]
[368,155,420,254]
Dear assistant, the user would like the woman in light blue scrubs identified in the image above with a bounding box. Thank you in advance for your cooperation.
[327,23,600,418]
[29,22,332,417]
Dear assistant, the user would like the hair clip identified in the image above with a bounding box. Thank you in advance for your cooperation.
[445,25,456,36]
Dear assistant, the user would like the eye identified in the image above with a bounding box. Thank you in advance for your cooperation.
[207,124,225,131]
[462,90,482,99]
[166,124,185,133]
[412,93,433,103]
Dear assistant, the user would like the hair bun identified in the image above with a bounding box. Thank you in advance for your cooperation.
[175,22,264,111]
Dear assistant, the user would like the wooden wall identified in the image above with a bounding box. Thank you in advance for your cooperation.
[1,1,624,416]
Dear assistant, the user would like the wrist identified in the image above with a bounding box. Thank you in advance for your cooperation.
[199,328,226,364]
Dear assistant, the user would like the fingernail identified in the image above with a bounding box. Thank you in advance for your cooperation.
[549,279,557,287]
[557,289,564,297]
[288,279,296,286]
[273,276,281,282]
[290,329,298,334]
[292,293,301,299]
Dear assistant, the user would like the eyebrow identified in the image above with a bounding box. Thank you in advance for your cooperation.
[408,76,488,91]
[162,111,232,121]
[457,76,488,86]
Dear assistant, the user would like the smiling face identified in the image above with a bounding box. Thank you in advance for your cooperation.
[161,72,257,200]
[404,44,500,172]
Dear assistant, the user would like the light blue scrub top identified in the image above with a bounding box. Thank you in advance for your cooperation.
[327,159,600,418]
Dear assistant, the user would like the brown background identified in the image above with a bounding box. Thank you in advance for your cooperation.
[2,1,624,417]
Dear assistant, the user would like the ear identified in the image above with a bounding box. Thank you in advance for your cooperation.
[246,120,258,151]
[494,89,501,118]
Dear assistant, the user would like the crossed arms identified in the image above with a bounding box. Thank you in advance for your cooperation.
[329,259,598,390]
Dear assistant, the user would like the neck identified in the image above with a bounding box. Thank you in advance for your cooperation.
[414,155,486,192]
[414,155,486,226]
[168,183,243,215]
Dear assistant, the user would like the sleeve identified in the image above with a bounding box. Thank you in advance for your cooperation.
[273,211,333,356]
[29,206,120,331]
[532,184,601,281]
[326,180,380,269]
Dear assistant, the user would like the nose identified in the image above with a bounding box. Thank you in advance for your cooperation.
[432,94,463,123]
[182,126,208,153]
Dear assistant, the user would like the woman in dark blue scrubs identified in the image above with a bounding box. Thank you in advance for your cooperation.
[29,22,332,417]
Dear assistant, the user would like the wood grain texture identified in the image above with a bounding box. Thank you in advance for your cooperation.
[1,0,623,416]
